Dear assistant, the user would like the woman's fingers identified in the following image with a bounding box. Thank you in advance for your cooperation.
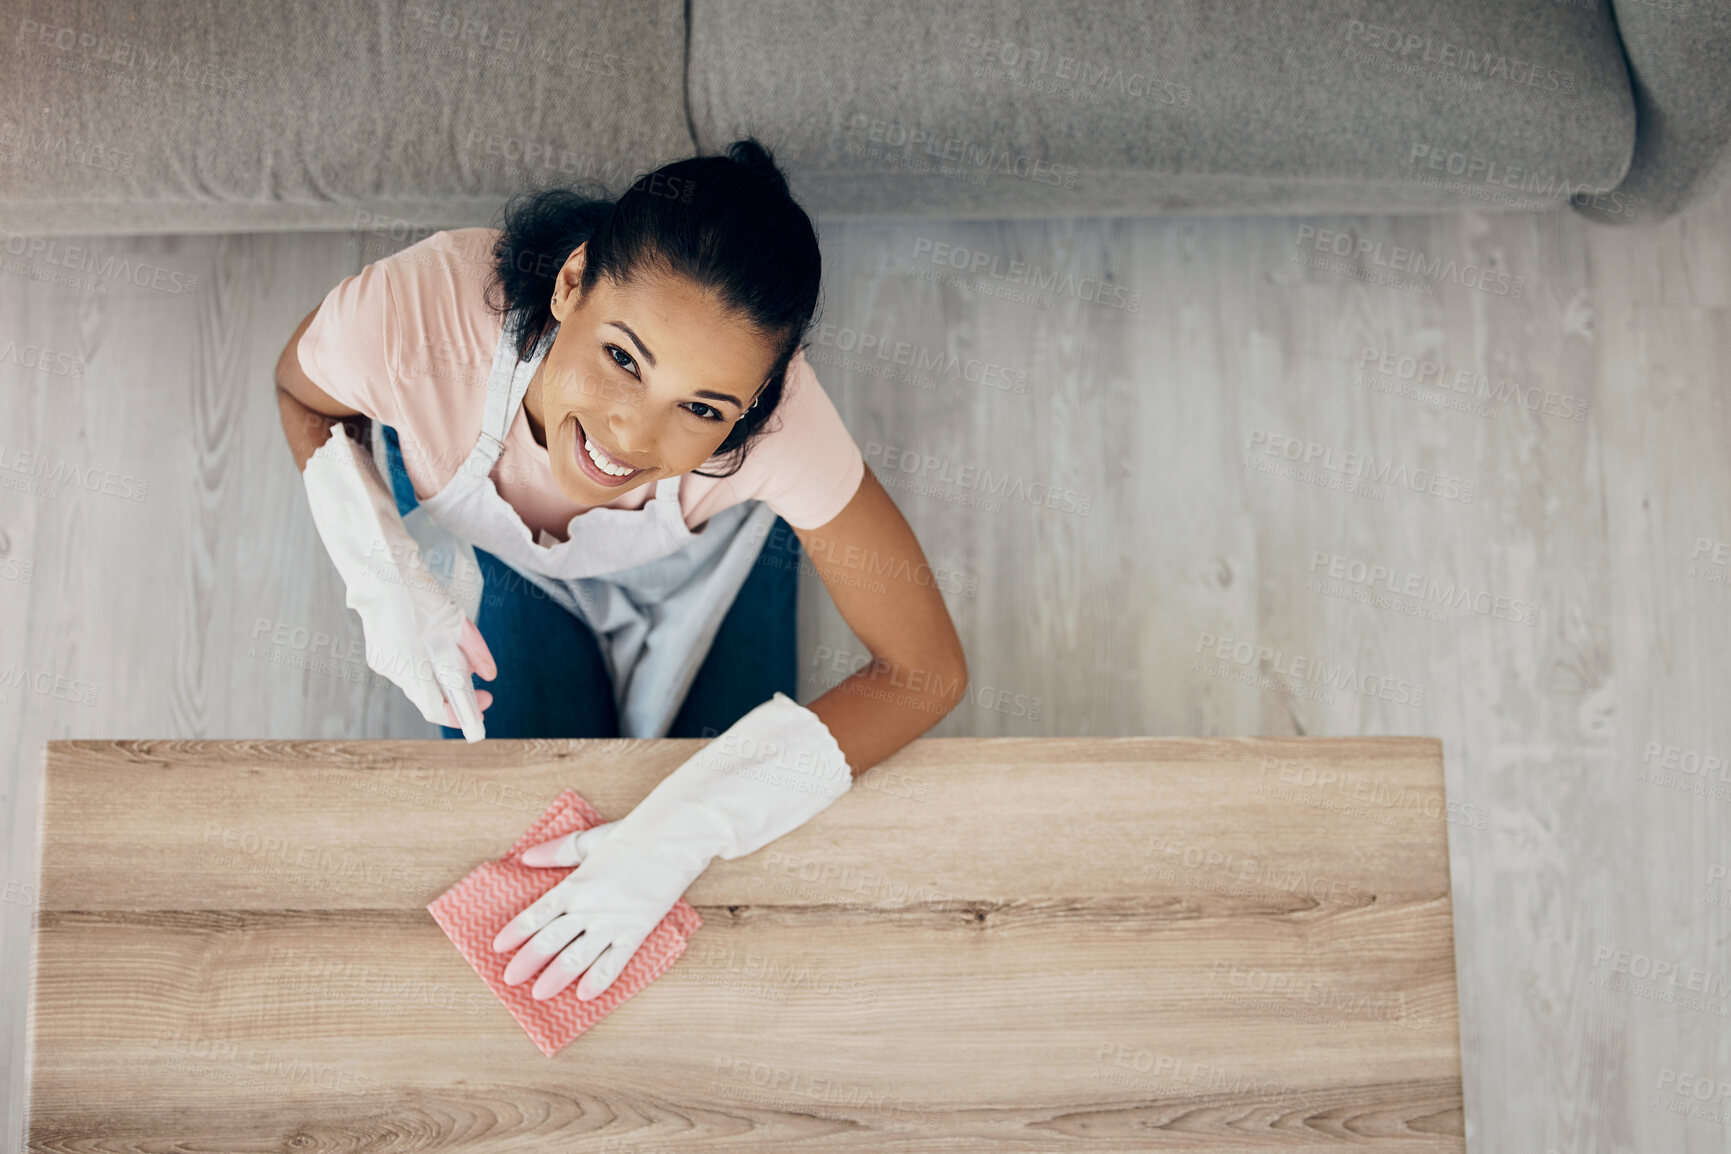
[517,834,574,868]
[520,821,619,868]
[443,690,493,727]
[502,911,587,986]
[443,682,485,740]
[492,882,573,954]
[576,926,653,1001]
[446,692,488,737]
[458,616,497,681]
[532,929,612,1001]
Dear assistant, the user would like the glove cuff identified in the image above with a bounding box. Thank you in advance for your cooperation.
[603,692,854,869]
[301,422,486,741]
[301,423,399,569]
[693,692,853,809]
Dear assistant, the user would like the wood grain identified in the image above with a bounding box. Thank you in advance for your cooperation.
[30,736,1462,1151]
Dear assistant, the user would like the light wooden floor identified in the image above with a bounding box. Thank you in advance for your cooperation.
[3,186,1729,1152]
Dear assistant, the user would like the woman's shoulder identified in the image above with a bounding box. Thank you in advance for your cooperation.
[713,345,864,531]
[376,228,500,308]
[325,228,502,340]
[356,229,505,493]
[379,229,506,377]
[389,228,499,274]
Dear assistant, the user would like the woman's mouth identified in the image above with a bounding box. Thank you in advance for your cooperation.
[570,415,648,487]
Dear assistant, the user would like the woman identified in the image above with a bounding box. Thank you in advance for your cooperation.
[275,140,968,1003]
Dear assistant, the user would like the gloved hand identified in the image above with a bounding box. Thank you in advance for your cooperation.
[494,691,853,1000]
[301,422,496,740]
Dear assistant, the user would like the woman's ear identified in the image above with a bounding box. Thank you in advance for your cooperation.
[552,242,588,319]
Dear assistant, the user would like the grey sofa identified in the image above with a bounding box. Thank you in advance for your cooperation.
[1,0,1726,236]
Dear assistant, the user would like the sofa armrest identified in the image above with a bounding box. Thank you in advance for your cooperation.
[1574,0,1731,224]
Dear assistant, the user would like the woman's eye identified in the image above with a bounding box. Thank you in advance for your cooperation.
[606,344,638,375]
[684,401,725,422]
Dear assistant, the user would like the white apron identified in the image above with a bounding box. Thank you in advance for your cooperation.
[390,323,780,739]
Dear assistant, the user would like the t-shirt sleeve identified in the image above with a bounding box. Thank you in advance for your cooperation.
[294,255,404,428]
[734,346,865,530]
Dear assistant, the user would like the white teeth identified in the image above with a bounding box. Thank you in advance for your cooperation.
[584,436,635,477]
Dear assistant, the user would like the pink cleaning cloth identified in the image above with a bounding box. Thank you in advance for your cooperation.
[426,787,703,1056]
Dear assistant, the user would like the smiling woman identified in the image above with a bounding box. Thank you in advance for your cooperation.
[519,237,784,499]
[493,145,819,508]
[276,138,968,1001]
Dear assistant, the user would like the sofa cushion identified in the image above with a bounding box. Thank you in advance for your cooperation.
[0,0,694,236]
[688,0,1636,218]
[1574,0,1731,224]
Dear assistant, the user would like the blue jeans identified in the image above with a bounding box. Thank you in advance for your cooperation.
[379,424,800,739]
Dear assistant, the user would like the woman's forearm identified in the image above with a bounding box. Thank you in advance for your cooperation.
[788,469,970,778]
[804,655,967,778]
[276,304,364,473]
[277,386,348,473]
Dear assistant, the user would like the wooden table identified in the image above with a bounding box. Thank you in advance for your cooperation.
[28,736,1464,1152]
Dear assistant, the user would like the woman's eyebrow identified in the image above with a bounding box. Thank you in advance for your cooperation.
[694,388,745,408]
[607,321,657,368]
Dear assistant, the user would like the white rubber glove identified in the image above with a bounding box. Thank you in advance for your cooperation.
[493,691,853,1000]
[301,422,492,741]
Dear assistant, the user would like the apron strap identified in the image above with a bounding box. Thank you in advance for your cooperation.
[471,322,557,473]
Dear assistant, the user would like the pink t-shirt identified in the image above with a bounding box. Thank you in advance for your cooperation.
[297,227,864,539]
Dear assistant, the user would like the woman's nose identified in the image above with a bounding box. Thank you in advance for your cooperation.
[598,410,659,463]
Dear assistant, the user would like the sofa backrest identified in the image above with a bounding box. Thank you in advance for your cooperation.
[0,0,694,237]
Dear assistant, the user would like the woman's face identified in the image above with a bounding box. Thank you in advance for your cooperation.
[533,242,779,504]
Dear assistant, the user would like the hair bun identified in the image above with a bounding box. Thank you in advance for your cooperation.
[727,139,787,187]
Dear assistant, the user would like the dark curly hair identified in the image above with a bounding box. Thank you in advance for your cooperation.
[483,138,821,478]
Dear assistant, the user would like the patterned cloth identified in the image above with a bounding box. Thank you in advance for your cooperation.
[426,788,703,1056]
